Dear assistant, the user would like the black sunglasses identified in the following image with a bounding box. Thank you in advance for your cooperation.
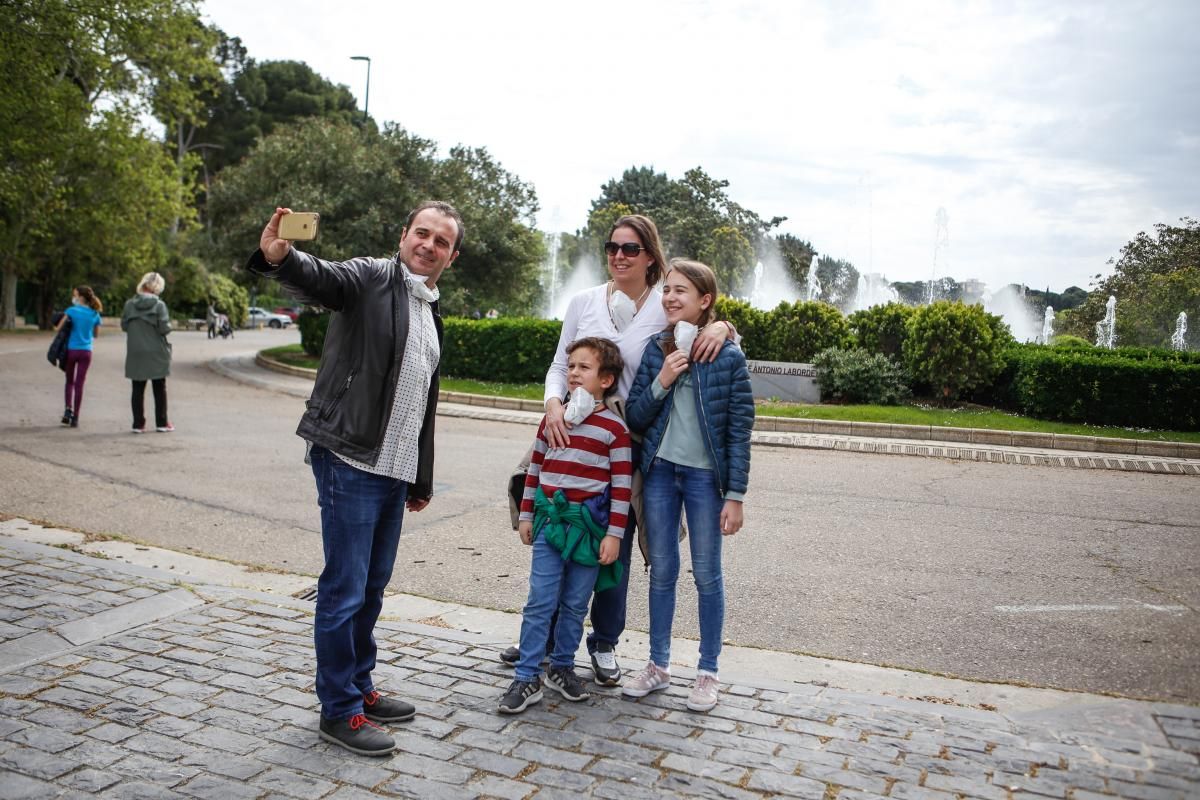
[604,241,647,257]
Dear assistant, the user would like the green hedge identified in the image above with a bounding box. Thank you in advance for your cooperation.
[441,317,562,382]
[715,298,851,362]
[848,302,915,358]
[299,311,328,357]
[999,344,1200,429]
[299,313,562,383]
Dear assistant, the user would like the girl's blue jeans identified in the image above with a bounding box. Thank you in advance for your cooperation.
[310,446,408,720]
[643,457,726,674]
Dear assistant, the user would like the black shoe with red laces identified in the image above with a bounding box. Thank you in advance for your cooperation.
[319,713,395,756]
[362,690,416,723]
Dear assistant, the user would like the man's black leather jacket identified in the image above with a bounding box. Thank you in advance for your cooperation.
[245,247,442,500]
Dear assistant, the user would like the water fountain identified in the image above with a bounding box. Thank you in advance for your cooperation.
[1040,306,1055,344]
[927,208,949,305]
[541,232,562,318]
[1171,311,1188,351]
[805,254,822,302]
[849,273,900,313]
[983,285,1040,343]
[1095,295,1117,349]
[745,251,799,310]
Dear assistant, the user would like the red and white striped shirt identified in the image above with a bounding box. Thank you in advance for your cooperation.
[519,407,633,539]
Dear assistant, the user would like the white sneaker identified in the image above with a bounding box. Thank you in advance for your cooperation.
[687,672,720,712]
[621,661,670,698]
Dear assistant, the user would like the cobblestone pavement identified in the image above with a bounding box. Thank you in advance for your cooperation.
[1,537,1197,799]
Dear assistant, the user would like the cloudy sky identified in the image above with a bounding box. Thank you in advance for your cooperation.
[201,0,1198,292]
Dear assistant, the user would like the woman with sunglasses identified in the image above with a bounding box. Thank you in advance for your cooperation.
[503,214,734,686]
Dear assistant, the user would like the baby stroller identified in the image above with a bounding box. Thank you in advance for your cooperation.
[216,313,234,339]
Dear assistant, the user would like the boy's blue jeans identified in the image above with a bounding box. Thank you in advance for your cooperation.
[515,528,600,681]
[643,457,726,674]
[310,446,408,719]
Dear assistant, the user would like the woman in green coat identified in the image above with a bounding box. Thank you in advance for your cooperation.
[121,271,174,433]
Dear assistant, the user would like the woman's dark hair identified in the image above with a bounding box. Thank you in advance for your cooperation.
[608,214,667,287]
[75,285,102,313]
[566,336,624,398]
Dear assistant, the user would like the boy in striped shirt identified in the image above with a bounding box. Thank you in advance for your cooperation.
[498,337,633,714]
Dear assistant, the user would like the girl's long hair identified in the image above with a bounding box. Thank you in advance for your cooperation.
[75,285,102,313]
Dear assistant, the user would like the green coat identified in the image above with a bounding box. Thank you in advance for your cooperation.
[121,294,172,380]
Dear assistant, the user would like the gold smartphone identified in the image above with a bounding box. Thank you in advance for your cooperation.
[278,212,320,241]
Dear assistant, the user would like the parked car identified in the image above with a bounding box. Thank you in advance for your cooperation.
[273,305,302,322]
[247,306,293,328]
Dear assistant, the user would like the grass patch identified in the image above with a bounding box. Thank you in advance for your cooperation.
[263,344,319,369]
[260,344,1199,443]
[756,401,1200,443]
[262,345,544,400]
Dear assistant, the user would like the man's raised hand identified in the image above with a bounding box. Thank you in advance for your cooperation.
[260,207,295,265]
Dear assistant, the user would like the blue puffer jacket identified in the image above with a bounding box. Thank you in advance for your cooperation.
[626,334,754,497]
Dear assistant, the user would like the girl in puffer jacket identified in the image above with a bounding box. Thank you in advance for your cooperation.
[624,259,755,713]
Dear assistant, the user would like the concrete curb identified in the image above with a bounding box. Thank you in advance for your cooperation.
[254,350,1200,461]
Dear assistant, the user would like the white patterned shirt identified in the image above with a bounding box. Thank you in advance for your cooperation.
[335,263,440,482]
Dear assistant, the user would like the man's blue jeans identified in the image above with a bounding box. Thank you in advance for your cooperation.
[310,446,407,719]
[643,457,726,674]
[515,528,600,682]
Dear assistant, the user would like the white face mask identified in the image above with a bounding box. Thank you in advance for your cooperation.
[674,321,698,355]
[608,289,636,332]
[71,297,83,306]
[562,385,596,427]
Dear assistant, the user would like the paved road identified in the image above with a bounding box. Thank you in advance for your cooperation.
[1,329,1197,703]
[4,534,1196,800]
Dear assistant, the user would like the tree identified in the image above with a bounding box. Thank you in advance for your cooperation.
[192,59,364,178]
[1060,218,1200,346]
[1116,268,1200,349]
[814,256,859,309]
[431,145,546,315]
[0,0,211,328]
[207,118,545,317]
[775,233,817,293]
[699,226,755,294]
[903,301,1009,403]
[583,165,785,294]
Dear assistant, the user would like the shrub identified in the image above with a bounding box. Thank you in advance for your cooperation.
[298,314,563,382]
[813,347,910,405]
[298,310,329,356]
[903,301,1009,403]
[848,302,915,358]
[441,317,562,382]
[1050,334,1093,350]
[761,300,852,362]
[714,297,768,359]
[1008,346,1200,430]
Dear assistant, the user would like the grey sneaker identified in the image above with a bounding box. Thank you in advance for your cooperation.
[686,673,720,712]
[498,677,542,714]
[545,667,589,702]
[621,661,670,698]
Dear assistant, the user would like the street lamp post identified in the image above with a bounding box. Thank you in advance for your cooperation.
[350,56,371,124]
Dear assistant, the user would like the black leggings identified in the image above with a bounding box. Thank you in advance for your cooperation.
[131,379,168,429]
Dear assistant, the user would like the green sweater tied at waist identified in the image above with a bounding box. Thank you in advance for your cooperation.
[533,487,623,593]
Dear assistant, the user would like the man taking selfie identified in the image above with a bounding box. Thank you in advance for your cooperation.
[246,201,462,756]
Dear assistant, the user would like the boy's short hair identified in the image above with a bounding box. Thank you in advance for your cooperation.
[566,337,624,398]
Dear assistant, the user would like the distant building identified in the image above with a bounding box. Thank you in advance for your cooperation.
[960,279,987,301]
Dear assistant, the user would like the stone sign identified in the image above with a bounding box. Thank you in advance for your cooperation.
[747,359,821,403]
